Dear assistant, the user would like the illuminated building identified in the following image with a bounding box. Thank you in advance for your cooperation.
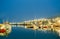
[0,17,60,36]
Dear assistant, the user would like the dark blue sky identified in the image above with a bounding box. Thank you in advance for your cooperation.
[0,0,60,22]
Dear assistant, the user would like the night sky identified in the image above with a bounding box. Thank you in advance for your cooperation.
[0,0,60,22]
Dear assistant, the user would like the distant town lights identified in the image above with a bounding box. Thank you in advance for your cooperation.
[57,20,60,23]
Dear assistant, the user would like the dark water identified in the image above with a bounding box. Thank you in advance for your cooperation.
[0,27,60,39]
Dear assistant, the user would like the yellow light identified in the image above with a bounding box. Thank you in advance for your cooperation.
[57,20,60,23]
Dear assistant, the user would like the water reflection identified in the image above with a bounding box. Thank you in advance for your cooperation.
[0,26,60,39]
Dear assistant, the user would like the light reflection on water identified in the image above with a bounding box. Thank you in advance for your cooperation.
[0,26,60,39]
